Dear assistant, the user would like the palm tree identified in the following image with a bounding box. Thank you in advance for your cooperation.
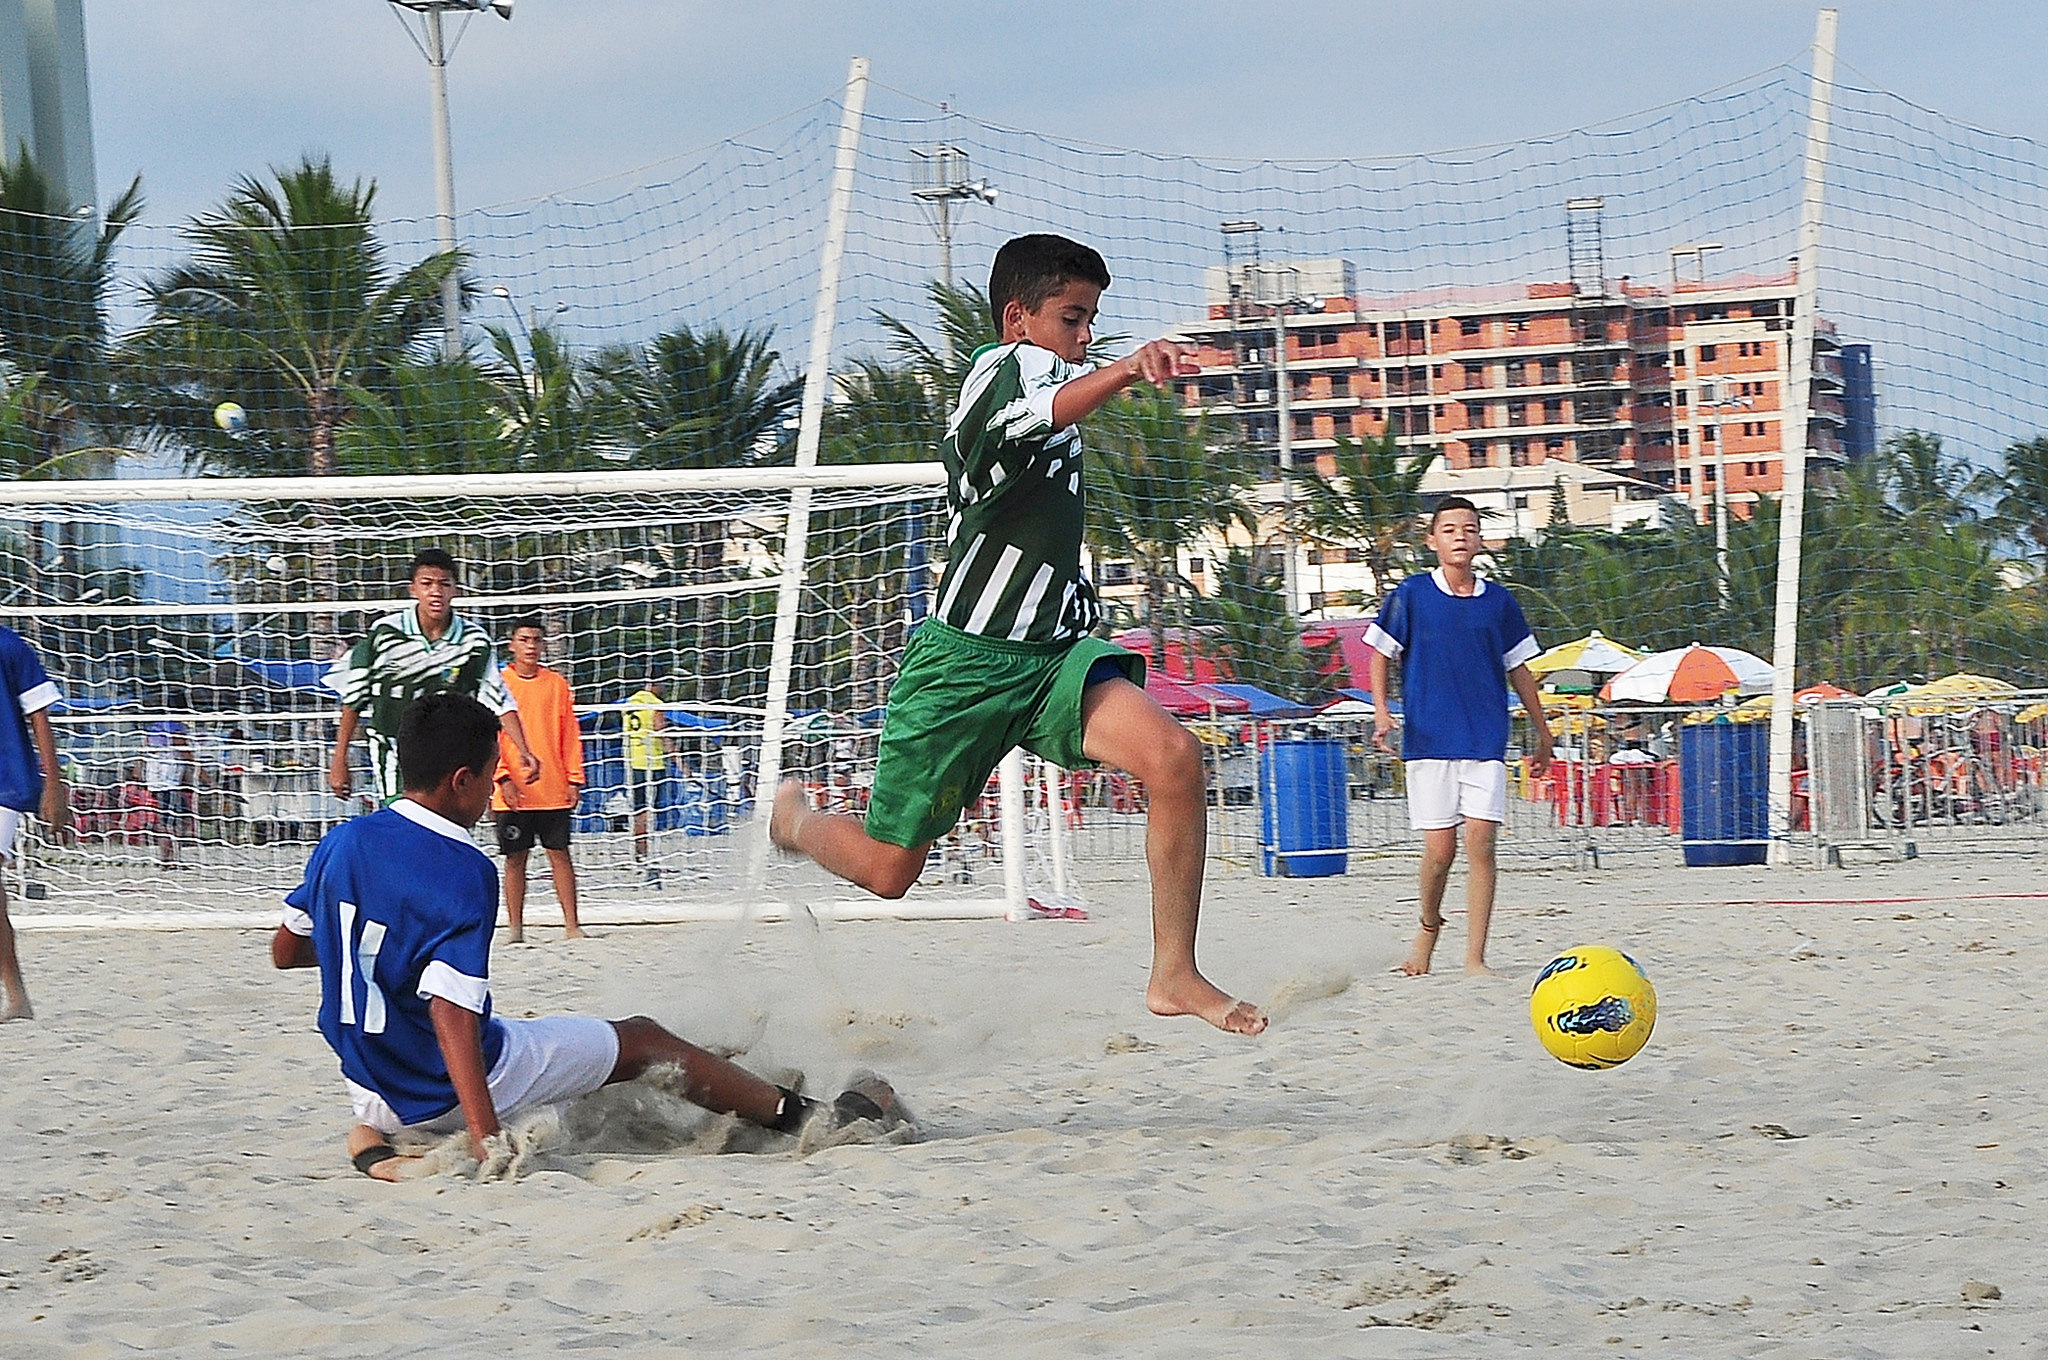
[482,322,619,472]
[1982,434,2048,567]
[589,325,802,473]
[0,146,143,467]
[126,156,458,477]
[1283,429,1439,598]
[1197,547,1335,698]
[875,280,999,399]
[1088,387,1261,676]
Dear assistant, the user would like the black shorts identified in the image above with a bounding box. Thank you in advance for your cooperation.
[495,808,572,855]
[626,772,663,812]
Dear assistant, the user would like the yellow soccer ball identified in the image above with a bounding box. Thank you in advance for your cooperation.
[1530,945,1656,1069]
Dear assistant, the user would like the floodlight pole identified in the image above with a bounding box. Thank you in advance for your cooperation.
[423,7,462,355]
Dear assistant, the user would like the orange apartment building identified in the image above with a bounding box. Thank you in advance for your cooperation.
[1172,261,1857,539]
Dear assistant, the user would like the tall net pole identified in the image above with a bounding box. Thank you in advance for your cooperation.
[1767,7,1839,865]
[755,56,870,844]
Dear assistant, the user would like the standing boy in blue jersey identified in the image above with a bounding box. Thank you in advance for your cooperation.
[1368,497,1554,977]
[274,692,903,1180]
[0,626,68,1021]
[770,233,1264,1036]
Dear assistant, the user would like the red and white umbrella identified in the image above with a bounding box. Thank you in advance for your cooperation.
[1603,643,1774,704]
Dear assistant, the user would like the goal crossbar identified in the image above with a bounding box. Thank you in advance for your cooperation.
[0,463,948,507]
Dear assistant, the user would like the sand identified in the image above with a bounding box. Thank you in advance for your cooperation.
[1,849,2041,1355]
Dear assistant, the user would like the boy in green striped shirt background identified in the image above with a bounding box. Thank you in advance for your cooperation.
[327,548,542,807]
[773,234,1265,1036]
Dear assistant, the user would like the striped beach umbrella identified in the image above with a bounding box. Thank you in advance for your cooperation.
[1603,643,1774,704]
[1526,629,1644,676]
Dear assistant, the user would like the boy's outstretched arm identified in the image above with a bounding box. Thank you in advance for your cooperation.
[1049,339,1187,430]
[430,995,501,1162]
[1508,664,1555,778]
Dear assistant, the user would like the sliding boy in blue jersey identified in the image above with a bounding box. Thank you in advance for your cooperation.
[273,691,904,1180]
[1368,497,1554,978]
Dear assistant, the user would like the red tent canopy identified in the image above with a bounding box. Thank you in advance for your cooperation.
[1145,672,1249,717]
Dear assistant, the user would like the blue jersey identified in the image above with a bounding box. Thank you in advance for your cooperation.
[0,627,60,812]
[1367,569,1539,762]
[283,801,505,1127]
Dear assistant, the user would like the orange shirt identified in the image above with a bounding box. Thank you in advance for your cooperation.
[494,665,585,811]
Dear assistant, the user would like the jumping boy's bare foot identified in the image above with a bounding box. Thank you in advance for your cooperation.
[1147,969,1268,1035]
[0,981,31,1021]
[768,779,811,853]
[1399,918,1442,976]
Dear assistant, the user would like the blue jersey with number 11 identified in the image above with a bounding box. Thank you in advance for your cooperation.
[283,802,505,1127]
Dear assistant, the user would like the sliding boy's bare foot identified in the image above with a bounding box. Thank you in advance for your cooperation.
[768,779,810,853]
[1399,918,1443,977]
[1146,969,1268,1035]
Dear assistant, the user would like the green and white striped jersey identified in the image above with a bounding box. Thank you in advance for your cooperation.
[935,342,1101,643]
[328,607,513,801]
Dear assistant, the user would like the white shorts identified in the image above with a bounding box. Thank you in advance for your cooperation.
[1405,759,1508,830]
[347,1015,621,1135]
[0,807,19,862]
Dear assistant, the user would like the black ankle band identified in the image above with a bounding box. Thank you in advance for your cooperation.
[352,1144,401,1176]
[769,1086,816,1134]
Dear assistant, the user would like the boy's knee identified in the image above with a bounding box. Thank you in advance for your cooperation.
[1148,724,1205,791]
[866,850,925,900]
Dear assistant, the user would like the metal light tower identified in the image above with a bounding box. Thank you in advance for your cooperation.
[911,145,996,290]
[389,0,513,356]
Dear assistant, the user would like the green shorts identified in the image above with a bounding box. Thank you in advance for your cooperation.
[863,619,1145,848]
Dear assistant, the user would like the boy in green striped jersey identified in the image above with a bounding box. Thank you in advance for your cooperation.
[773,234,1265,1036]
[327,548,542,807]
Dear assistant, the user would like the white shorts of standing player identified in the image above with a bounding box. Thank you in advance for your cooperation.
[1405,759,1508,831]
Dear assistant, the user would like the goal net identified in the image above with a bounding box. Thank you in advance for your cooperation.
[0,466,1017,923]
[7,25,2048,898]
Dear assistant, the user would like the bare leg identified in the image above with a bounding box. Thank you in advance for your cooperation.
[769,780,928,899]
[1403,825,1458,976]
[1462,817,1503,976]
[1079,679,1265,1036]
[0,880,29,1021]
[503,848,529,943]
[607,1015,904,1131]
[545,846,583,938]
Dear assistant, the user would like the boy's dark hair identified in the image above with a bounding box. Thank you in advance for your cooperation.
[397,691,501,792]
[409,547,458,581]
[988,234,1111,325]
[1428,495,1482,530]
[508,614,546,637]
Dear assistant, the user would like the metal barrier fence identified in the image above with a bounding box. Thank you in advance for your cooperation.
[22,691,2041,917]
[1808,691,2048,862]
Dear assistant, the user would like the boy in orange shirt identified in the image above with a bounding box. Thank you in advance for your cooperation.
[493,617,586,942]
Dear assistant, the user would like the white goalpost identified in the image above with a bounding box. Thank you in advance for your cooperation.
[0,462,1063,928]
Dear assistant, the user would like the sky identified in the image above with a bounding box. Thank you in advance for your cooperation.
[80,1,2048,233]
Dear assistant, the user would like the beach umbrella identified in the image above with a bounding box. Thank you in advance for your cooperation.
[1734,681,1858,715]
[1902,672,2017,716]
[1527,629,1644,676]
[1914,672,2017,700]
[1603,643,1773,703]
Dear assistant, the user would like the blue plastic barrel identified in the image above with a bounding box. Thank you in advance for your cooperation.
[1259,738,1349,877]
[1679,719,1769,866]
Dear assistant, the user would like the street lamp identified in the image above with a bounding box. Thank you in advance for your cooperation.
[1697,379,1754,607]
[1219,220,1316,617]
[389,0,514,357]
